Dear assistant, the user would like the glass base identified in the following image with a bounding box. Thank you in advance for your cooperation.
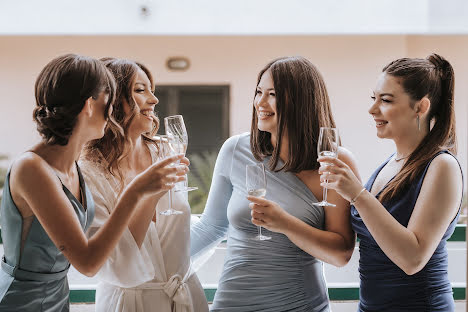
[253,234,272,241]
[159,209,184,216]
[174,186,198,192]
[313,201,336,207]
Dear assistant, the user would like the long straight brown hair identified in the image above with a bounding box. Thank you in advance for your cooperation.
[379,53,456,203]
[84,58,157,191]
[251,56,337,173]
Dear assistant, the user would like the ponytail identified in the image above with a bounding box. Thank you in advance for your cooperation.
[379,53,456,203]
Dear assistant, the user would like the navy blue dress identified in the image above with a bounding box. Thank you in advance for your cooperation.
[351,151,463,312]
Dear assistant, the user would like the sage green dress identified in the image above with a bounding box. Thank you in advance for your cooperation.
[0,162,94,311]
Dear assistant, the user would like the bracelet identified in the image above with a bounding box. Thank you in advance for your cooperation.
[350,187,366,205]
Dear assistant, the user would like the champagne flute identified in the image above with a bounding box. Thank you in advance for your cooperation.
[154,135,183,216]
[313,127,339,207]
[246,163,271,241]
[164,115,198,192]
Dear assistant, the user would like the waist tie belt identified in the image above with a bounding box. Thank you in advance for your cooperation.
[120,262,195,312]
[1,257,69,282]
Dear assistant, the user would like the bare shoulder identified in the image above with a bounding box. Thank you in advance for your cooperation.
[11,152,55,185]
[427,153,462,181]
[9,152,61,217]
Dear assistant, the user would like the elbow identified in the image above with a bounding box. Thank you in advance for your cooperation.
[329,247,354,267]
[80,267,100,278]
[74,262,101,277]
[81,270,97,278]
[399,258,426,276]
[337,250,354,267]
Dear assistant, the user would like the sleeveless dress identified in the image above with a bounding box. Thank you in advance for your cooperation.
[191,133,330,312]
[351,151,463,312]
[0,162,94,311]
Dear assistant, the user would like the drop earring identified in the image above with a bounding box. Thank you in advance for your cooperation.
[417,115,420,131]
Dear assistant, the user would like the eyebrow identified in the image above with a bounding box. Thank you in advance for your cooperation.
[373,92,394,97]
[134,82,148,87]
[257,87,275,91]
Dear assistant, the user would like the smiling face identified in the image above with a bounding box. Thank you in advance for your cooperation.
[369,73,419,140]
[124,68,159,135]
[254,70,278,136]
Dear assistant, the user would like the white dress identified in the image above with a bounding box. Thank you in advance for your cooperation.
[79,145,208,312]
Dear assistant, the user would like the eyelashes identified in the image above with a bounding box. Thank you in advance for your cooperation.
[371,96,391,103]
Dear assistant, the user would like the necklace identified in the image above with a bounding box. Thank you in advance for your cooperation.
[394,154,409,162]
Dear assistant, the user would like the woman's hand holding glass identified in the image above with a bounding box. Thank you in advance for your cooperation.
[317,156,364,204]
[154,135,189,215]
[245,163,272,241]
[313,127,339,207]
[130,154,189,199]
[248,196,293,234]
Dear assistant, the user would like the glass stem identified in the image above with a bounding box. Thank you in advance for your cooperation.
[323,181,328,203]
[258,226,262,237]
[168,189,173,211]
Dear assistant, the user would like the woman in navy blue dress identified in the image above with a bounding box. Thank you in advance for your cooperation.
[318,53,463,311]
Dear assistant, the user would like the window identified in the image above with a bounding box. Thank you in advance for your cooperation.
[154,85,230,213]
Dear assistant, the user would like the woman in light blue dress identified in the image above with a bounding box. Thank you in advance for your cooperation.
[191,56,360,311]
[0,54,186,311]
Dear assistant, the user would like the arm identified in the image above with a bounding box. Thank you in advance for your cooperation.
[81,162,159,287]
[128,158,189,248]
[320,153,463,275]
[249,147,358,267]
[190,136,239,259]
[13,154,185,277]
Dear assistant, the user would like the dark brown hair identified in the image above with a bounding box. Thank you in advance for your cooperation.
[379,53,456,202]
[250,56,336,172]
[85,58,157,190]
[33,54,116,145]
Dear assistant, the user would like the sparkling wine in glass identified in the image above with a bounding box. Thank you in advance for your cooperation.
[313,127,339,207]
[154,135,183,216]
[164,115,197,192]
[246,163,271,241]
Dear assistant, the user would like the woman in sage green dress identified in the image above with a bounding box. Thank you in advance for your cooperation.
[0,54,187,311]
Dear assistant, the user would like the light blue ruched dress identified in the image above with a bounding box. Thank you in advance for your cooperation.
[191,133,330,312]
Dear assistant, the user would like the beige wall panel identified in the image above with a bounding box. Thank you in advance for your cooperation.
[0,35,465,182]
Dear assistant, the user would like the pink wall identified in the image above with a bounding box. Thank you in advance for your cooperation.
[0,35,466,181]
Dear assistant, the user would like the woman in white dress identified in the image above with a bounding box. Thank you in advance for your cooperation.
[79,58,209,312]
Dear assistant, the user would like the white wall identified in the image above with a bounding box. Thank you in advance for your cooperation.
[0,0,467,35]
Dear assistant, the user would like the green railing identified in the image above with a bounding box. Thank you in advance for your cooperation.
[68,286,466,303]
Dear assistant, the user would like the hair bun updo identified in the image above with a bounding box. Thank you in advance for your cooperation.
[33,54,115,146]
